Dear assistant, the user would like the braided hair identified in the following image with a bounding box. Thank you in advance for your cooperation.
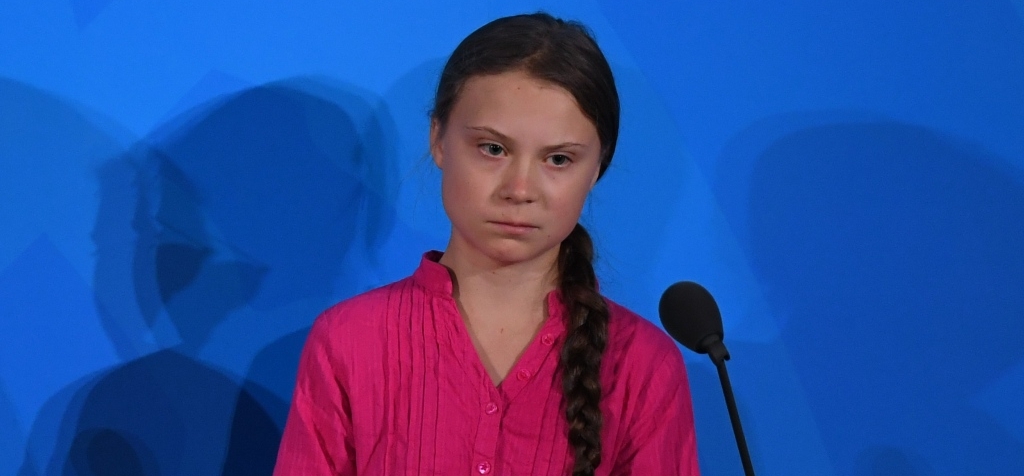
[430,13,619,475]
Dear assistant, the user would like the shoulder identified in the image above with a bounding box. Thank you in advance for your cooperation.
[305,276,421,349]
[599,299,700,473]
[320,277,415,320]
[604,297,683,364]
[601,297,688,386]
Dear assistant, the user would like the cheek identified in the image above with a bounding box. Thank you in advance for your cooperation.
[440,160,486,216]
[549,181,593,226]
[439,171,464,218]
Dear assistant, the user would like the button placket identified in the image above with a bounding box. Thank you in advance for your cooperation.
[472,387,502,476]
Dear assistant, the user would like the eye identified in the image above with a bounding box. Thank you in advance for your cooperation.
[547,154,573,167]
[480,143,505,156]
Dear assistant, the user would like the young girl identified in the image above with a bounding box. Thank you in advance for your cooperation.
[274,13,700,476]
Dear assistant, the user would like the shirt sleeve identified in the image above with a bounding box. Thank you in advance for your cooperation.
[273,317,356,476]
[612,348,701,475]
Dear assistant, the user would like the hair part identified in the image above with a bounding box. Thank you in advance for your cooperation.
[431,13,618,475]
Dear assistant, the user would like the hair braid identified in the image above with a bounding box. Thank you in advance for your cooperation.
[558,223,609,475]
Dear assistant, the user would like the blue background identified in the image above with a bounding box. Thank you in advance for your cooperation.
[2,1,1023,474]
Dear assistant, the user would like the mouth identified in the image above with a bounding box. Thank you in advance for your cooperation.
[489,221,539,234]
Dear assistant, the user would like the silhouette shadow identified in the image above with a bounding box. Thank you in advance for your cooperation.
[740,122,1024,474]
[20,80,400,475]
[0,77,132,476]
[854,446,936,476]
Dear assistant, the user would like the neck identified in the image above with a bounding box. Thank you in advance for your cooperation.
[438,243,560,328]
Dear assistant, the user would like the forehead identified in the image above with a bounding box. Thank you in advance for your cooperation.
[448,70,598,143]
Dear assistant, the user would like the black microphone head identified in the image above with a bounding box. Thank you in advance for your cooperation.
[658,281,724,354]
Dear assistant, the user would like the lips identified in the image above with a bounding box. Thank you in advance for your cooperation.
[490,221,538,234]
[492,220,536,228]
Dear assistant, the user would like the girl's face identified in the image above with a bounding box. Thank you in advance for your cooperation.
[431,70,603,269]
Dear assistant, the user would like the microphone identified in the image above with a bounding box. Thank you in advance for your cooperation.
[658,281,728,363]
[659,281,755,476]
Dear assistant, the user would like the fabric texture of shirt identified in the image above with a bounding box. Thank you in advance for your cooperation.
[274,252,700,475]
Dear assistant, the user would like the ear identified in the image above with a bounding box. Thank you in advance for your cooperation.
[429,118,444,168]
[588,161,602,190]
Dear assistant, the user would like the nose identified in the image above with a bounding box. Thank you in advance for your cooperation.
[498,156,538,204]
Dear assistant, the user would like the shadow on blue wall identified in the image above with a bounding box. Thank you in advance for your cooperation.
[854,446,936,476]
[737,122,1024,475]
[1,77,128,476]
[18,81,400,475]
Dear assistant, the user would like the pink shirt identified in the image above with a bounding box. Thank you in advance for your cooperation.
[274,252,700,475]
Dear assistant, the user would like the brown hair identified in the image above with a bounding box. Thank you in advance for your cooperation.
[430,13,619,475]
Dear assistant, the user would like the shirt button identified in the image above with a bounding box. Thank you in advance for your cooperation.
[541,333,555,346]
[477,461,492,474]
[484,402,498,415]
[517,369,531,381]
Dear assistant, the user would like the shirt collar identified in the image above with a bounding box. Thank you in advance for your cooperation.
[411,250,454,295]
[411,251,569,322]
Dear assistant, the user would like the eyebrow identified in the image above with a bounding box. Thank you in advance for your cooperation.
[466,126,587,152]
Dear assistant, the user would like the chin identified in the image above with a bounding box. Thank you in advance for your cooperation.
[482,241,557,267]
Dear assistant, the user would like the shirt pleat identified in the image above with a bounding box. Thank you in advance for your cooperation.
[424,293,441,475]
[381,284,397,475]
[395,281,412,473]
[413,289,433,474]
[538,371,565,475]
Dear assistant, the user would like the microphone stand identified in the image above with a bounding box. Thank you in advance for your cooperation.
[701,335,755,476]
